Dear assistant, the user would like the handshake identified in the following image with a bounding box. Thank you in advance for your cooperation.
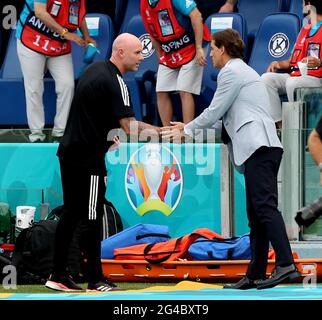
[160,122,217,143]
[160,121,187,143]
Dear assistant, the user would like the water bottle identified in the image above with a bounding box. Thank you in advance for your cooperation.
[15,206,36,238]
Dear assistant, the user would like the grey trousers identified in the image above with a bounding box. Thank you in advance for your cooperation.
[261,72,322,122]
[17,40,74,141]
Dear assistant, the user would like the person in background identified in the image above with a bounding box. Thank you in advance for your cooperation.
[161,29,301,290]
[308,115,322,184]
[45,33,160,292]
[85,0,116,22]
[195,0,237,21]
[261,0,322,128]
[85,0,115,16]
[16,0,96,142]
[140,0,210,126]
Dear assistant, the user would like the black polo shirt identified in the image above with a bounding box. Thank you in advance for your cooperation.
[57,60,135,166]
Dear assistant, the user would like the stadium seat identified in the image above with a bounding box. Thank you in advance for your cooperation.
[121,14,159,122]
[73,13,115,78]
[281,0,292,11]
[0,31,22,79]
[0,28,2,66]
[197,13,248,111]
[289,0,304,20]
[118,0,140,34]
[0,31,56,126]
[114,0,128,33]
[0,14,114,126]
[205,12,248,46]
[237,0,283,39]
[248,13,301,76]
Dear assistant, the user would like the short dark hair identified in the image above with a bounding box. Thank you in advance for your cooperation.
[212,29,245,59]
[305,0,322,14]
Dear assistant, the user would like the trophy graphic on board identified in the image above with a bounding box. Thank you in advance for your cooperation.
[143,143,164,201]
[125,143,183,216]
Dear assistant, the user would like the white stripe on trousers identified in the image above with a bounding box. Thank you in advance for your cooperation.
[89,175,99,220]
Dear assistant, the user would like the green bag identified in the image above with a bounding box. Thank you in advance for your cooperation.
[0,202,12,244]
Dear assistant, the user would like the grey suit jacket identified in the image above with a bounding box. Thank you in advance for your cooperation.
[185,58,282,172]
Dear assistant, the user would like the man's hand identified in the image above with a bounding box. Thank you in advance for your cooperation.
[119,117,161,142]
[219,2,234,13]
[302,56,322,69]
[196,47,207,66]
[161,121,185,143]
[64,32,85,46]
[84,36,97,47]
[266,61,281,72]
[266,59,291,72]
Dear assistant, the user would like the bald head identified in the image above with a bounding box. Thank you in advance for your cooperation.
[112,33,141,53]
[110,33,143,74]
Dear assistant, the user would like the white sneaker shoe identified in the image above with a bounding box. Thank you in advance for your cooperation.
[29,132,46,143]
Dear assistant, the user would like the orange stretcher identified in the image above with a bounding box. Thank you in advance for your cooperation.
[101,258,322,282]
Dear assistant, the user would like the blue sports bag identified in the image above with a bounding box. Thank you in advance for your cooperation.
[188,234,252,260]
[101,223,171,259]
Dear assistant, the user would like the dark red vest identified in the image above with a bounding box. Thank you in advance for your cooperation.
[290,23,322,78]
[20,0,85,56]
[141,0,209,69]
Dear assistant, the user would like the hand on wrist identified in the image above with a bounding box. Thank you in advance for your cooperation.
[60,28,68,37]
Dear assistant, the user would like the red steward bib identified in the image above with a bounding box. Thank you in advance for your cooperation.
[20,0,85,56]
[290,23,322,78]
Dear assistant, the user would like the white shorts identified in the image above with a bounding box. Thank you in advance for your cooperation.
[156,47,208,95]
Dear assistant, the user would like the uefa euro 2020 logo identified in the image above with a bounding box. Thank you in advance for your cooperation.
[125,143,183,216]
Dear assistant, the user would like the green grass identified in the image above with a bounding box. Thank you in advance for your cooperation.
[0,282,176,294]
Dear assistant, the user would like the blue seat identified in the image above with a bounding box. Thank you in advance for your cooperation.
[119,0,140,33]
[289,0,304,20]
[248,13,301,76]
[0,30,56,126]
[0,14,115,126]
[73,13,114,79]
[281,0,291,11]
[121,14,159,122]
[115,0,128,33]
[237,0,283,39]
[0,31,22,79]
[205,12,248,46]
[0,28,2,66]
[197,13,248,111]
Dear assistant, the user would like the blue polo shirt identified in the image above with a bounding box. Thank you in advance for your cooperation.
[172,0,197,16]
[171,0,197,32]
[309,20,322,36]
[16,0,47,39]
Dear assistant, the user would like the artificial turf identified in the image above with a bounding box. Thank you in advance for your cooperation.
[0,281,176,293]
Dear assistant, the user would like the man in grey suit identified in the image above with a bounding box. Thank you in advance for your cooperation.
[162,29,301,290]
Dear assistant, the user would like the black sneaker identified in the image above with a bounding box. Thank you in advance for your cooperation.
[45,274,83,292]
[87,278,122,292]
